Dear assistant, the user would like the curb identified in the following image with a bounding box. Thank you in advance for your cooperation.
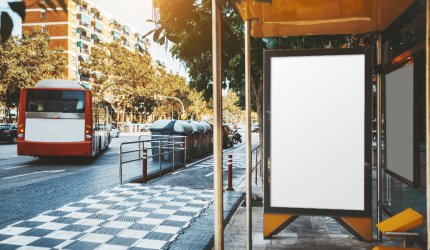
[166,191,245,249]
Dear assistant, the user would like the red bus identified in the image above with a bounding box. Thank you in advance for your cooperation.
[17,80,112,157]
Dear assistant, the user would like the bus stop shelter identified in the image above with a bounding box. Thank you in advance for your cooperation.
[210,0,429,249]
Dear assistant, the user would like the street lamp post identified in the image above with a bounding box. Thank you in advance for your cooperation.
[154,94,186,120]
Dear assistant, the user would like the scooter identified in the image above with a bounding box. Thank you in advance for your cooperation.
[232,130,242,144]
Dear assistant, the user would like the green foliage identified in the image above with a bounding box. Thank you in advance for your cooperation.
[0,28,67,108]
[80,42,210,121]
[149,0,369,108]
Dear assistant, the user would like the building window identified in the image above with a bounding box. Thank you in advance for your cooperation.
[41,26,47,33]
[41,11,46,19]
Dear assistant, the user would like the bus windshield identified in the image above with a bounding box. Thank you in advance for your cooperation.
[26,90,86,113]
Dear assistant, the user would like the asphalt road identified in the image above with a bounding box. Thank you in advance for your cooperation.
[0,134,177,228]
[0,131,250,229]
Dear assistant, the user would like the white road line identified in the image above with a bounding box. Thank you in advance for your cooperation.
[4,165,30,170]
[2,170,66,180]
[105,152,118,155]
[205,168,228,177]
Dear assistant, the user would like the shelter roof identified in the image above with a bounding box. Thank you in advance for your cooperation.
[235,0,415,37]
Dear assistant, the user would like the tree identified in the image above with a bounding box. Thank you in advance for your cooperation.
[80,42,157,123]
[223,91,243,124]
[187,89,211,120]
[0,28,67,121]
[148,0,373,152]
[81,42,210,123]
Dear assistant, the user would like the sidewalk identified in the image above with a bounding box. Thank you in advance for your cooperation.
[224,164,404,250]
[0,144,246,250]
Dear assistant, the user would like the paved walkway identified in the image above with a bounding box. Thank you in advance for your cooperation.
[0,185,213,249]
[0,144,246,250]
[224,164,410,250]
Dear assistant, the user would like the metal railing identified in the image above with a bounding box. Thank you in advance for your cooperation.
[119,135,187,185]
[251,145,262,185]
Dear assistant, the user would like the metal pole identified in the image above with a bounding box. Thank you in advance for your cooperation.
[426,1,430,248]
[376,33,383,242]
[245,19,253,250]
[212,0,223,248]
[172,138,176,171]
[184,137,187,167]
[159,140,162,177]
[227,154,233,191]
[255,149,258,185]
[142,148,148,183]
[156,95,186,118]
[119,144,123,185]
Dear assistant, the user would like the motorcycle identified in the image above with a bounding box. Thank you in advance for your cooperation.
[232,129,242,144]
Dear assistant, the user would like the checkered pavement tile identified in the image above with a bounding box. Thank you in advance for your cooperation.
[0,184,214,249]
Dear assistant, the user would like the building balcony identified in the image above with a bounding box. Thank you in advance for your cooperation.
[79,6,89,14]
[80,21,91,28]
[80,48,90,55]
[94,28,103,34]
[80,35,91,43]
[111,24,122,32]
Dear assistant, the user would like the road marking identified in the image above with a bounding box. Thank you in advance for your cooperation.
[4,165,30,170]
[205,168,228,177]
[2,170,66,180]
[105,152,118,156]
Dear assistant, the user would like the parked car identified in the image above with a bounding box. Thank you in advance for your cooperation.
[222,125,234,148]
[251,123,259,132]
[140,123,151,132]
[110,124,120,138]
[0,124,18,143]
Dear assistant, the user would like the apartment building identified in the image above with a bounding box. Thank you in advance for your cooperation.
[22,0,147,86]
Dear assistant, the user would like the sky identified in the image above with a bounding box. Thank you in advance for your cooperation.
[2,0,23,36]
[6,0,187,77]
[89,0,187,77]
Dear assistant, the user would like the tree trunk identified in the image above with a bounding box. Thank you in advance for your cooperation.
[251,78,264,176]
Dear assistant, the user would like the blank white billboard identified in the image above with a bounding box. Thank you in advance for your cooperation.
[270,54,366,211]
[385,63,414,183]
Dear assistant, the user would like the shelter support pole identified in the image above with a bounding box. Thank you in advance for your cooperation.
[376,32,383,242]
[426,0,430,248]
[212,0,223,249]
[245,19,252,250]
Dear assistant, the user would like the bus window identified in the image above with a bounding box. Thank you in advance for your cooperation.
[26,90,86,113]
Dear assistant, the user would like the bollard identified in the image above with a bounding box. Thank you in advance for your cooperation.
[142,149,148,183]
[227,154,234,191]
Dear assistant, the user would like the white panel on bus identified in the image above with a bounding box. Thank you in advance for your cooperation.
[270,54,365,211]
[25,118,85,142]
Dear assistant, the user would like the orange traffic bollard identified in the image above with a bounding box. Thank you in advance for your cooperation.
[227,154,233,191]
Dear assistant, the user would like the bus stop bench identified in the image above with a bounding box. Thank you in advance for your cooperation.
[372,208,423,250]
